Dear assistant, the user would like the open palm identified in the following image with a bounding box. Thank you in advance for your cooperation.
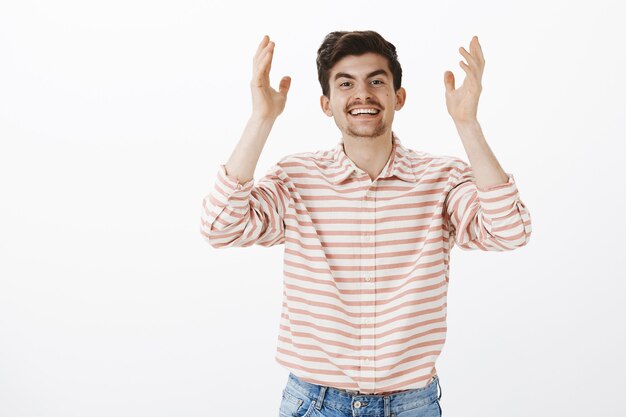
[443,36,485,123]
[251,35,291,120]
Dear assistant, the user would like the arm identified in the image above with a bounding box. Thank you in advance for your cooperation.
[443,35,509,189]
[200,35,292,248]
[443,36,532,250]
[225,35,291,184]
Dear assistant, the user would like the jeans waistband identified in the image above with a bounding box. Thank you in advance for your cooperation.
[333,386,411,395]
[284,372,442,417]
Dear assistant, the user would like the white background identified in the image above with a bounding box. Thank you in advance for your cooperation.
[1,0,625,416]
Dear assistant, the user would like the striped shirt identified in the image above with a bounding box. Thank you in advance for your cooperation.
[200,132,532,394]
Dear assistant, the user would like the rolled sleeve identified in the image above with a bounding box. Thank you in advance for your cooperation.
[445,163,532,251]
[200,164,288,248]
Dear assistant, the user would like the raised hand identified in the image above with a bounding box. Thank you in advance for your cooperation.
[251,35,292,120]
[443,36,485,123]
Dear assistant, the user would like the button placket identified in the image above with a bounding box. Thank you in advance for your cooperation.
[359,187,377,393]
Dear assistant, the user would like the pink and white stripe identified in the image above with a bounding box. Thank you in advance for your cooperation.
[200,132,532,394]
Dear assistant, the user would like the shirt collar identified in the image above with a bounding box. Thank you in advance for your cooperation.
[329,131,418,184]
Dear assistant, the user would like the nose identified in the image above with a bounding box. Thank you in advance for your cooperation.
[353,81,372,101]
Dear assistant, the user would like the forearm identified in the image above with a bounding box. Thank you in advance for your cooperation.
[224,114,277,185]
[453,119,509,190]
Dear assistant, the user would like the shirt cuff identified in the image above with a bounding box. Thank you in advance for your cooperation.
[475,173,520,209]
[208,164,255,210]
[476,173,515,192]
[217,164,254,191]
[476,173,519,213]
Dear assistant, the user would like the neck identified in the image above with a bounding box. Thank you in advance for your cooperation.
[342,131,394,181]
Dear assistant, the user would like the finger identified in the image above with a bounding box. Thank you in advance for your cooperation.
[259,43,275,79]
[254,40,274,68]
[459,60,474,78]
[253,42,274,81]
[255,41,274,72]
[443,70,455,93]
[253,50,273,86]
[459,46,478,69]
[253,35,270,61]
[279,76,291,96]
[253,43,274,84]
[472,36,485,64]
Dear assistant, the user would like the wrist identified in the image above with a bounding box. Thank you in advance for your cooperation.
[453,118,485,146]
[452,118,480,128]
[249,113,278,124]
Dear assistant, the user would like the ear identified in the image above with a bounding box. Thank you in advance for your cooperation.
[320,95,333,117]
[394,87,407,111]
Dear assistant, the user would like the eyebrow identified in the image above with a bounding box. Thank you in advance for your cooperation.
[334,69,389,81]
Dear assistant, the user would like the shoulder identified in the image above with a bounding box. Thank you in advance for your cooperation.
[405,147,470,174]
[274,147,337,172]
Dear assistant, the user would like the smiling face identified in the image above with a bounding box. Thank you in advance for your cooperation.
[320,52,406,141]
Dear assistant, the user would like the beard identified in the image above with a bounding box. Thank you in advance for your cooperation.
[340,98,388,139]
[344,117,388,139]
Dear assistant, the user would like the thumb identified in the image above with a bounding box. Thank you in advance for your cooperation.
[279,76,291,96]
[443,71,455,93]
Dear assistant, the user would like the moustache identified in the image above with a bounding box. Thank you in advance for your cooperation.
[345,100,383,112]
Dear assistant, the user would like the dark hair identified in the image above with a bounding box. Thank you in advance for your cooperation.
[316,30,402,98]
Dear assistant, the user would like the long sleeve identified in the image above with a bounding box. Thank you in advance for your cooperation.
[200,163,290,248]
[444,159,532,251]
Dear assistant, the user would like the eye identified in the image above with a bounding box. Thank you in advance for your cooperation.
[371,79,383,85]
[339,81,351,87]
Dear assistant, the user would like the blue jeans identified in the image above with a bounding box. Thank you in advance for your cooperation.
[279,373,443,417]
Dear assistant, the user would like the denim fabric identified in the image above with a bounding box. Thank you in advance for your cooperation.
[279,373,443,417]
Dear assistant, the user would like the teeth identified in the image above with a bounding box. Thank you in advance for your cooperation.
[350,108,379,115]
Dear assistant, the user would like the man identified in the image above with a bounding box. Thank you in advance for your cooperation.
[200,31,531,416]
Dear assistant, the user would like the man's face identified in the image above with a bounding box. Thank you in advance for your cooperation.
[320,52,406,141]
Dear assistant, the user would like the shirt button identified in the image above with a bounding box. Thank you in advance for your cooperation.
[363,317,370,325]
[364,358,370,365]
[363,234,371,241]
[364,276,371,282]
[354,401,362,408]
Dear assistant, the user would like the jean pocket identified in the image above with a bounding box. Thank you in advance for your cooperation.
[394,399,441,417]
[279,389,317,417]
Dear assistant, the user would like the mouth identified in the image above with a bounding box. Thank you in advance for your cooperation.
[347,108,381,119]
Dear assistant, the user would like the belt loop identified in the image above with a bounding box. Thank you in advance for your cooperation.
[315,386,327,411]
[384,395,391,417]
